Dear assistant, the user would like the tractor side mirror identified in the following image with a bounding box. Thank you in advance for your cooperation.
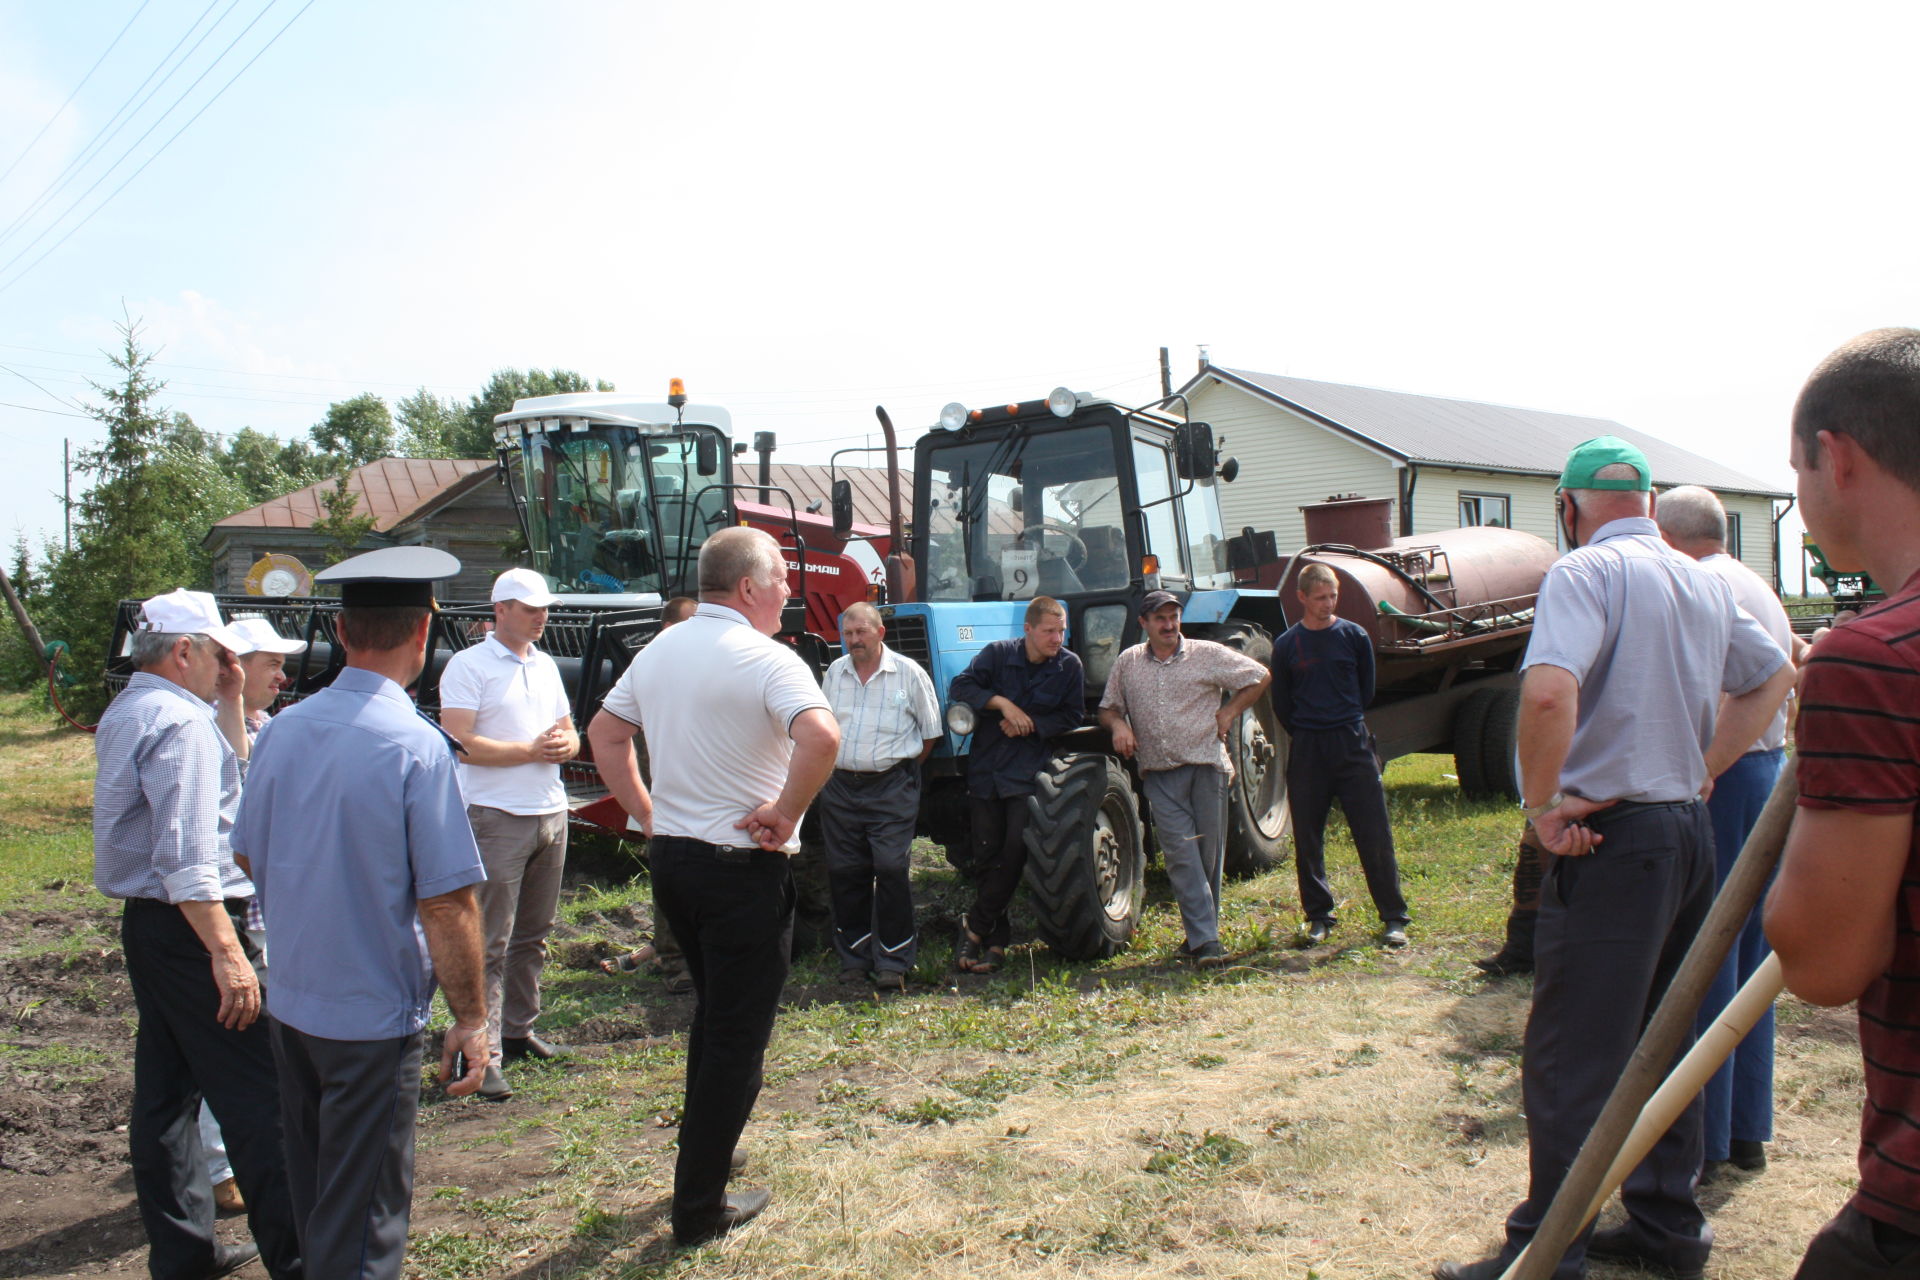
[696,434,719,477]
[830,478,854,540]
[1174,422,1215,481]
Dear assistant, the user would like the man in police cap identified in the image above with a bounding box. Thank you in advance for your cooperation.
[1435,438,1794,1280]
[232,547,489,1280]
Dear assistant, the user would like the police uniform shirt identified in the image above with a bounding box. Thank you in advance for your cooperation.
[598,603,830,851]
[1522,516,1787,803]
[231,666,486,1041]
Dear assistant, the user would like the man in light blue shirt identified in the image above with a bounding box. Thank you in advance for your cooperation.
[95,588,303,1280]
[232,547,488,1280]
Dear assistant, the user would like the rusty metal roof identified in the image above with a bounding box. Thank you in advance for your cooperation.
[212,458,497,533]
[1192,367,1790,499]
[746,463,900,528]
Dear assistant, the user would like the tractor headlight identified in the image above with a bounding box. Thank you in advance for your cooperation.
[946,701,977,736]
[939,402,970,432]
[1047,386,1078,418]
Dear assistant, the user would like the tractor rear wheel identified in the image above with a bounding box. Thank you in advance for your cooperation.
[1022,753,1145,960]
[1208,621,1291,877]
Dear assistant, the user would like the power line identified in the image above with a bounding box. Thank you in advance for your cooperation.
[0,361,89,414]
[0,0,317,298]
[0,399,91,419]
[0,0,153,190]
[0,0,232,254]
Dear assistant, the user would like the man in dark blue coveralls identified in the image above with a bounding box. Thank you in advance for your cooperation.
[1271,561,1411,948]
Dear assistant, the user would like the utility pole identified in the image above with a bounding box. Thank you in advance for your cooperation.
[1159,347,1172,399]
[63,438,71,552]
[0,559,48,664]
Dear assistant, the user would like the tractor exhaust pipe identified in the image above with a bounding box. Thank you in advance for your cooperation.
[874,405,916,604]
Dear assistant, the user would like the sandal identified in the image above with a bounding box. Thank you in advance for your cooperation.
[600,943,657,975]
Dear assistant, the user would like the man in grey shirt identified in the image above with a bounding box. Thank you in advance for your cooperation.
[1436,438,1794,1280]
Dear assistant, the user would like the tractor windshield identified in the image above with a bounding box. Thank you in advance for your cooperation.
[923,424,1131,602]
[514,428,728,596]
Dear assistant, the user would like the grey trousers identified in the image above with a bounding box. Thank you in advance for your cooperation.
[819,763,921,974]
[470,805,568,1057]
[1143,765,1228,950]
[271,1024,422,1280]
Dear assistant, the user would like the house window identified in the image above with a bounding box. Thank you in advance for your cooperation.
[1459,492,1510,528]
[1726,511,1742,561]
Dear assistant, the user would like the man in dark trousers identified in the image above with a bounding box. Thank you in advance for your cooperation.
[587,528,838,1247]
[1435,437,1793,1280]
[948,595,1085,973]
[1271,562,1411,947]
[1768,328,1920,1278]
[232,548,490,1280]
[94,588,303,1280]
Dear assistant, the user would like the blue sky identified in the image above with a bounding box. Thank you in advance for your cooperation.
[2,1,1916,591]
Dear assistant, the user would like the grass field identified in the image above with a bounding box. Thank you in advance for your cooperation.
[0,688,1867,1279]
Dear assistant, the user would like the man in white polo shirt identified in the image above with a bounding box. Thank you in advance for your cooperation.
[587,526,838,1248]
[438,567,579,1100]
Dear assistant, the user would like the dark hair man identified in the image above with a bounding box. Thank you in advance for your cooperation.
[587,526,839,1247]
[947,595,1086,973]
[1768,328,1920,1278]
[1437,438,1793,1280]
[1272,562,1411,947]
[95,589,303,1280]
[232,547,490,1280]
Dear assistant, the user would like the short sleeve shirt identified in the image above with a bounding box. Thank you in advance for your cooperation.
[1522,517,1786,802]
[598,603,830,850]
[1696,553,1794,752]
[822,645,941,772]
[1795,570,1920,1233]
[231,667,486,1040]
[1100,638,1268,775]
[438,634,572,814]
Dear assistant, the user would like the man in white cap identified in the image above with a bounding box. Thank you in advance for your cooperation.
[94,588,304,1279]
[436,567,579,1099]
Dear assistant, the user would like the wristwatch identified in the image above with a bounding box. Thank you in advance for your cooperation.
[1520,791,1564,821]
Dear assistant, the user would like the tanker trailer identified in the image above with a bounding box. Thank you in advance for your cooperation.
[1273,514,1561,800]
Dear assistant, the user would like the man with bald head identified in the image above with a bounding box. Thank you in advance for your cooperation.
[588,526,839,1247]
[1437,439,1794,1280]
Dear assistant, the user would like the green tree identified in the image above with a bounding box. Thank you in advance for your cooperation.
[395,387,464,459]
[312,461,377,567]
[222,427,324,503]
[310,392,393,468]
[453,368,612,458]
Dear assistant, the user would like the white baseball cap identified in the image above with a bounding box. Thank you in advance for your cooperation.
[137,589,250,655]
[229,617,308,656]
[492,567,559,607]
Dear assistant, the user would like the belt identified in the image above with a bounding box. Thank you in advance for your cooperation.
[1596,798,1703,816]
[650,833,777,862]
[836,759,916,776]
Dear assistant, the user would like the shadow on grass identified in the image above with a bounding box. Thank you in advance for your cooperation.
[500,1198,674,1279]
[0,1199,144,1278]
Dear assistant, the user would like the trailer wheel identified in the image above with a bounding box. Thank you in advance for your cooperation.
[1452,687,1499,798]
[1478,688,1522,801]
[1022,753,1145,960]
[1209,621,1291,877]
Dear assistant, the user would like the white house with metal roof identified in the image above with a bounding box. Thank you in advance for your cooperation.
[1176,365,1792,587]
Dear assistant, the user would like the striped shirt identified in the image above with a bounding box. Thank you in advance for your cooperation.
[93,672,253,905]
[1796,569,1920,1232]
[823,645,940,773]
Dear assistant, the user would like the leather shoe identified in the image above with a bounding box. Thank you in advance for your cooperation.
[730,1147,747,1172]
[207,1241,261,1278]
[501,1033,561,1062]
[1302,920,1331,946]
[1728,1138,1767,1171]
[477,1063,513,1101]
[1473,950,1533,977]
[673,1186,770,1248]
[1431,1258,1507,1280]
[1586,1225,1706,1279]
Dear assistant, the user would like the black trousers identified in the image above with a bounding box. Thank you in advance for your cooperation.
[649,836,794,1233]
[121,897,303,1280]
[1795,1204,1920,1278]
[1500,799,1716,1278]
[966,794,1032,950]
[1284,724,1410,925]
[820,763,921,975]
[270,1024,421,1280]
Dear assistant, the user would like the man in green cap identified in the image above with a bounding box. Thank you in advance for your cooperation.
[1436,437,1795,1280]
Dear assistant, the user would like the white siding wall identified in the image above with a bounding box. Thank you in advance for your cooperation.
[1192,378,1400,555]
[1412,468,1560,544]
[1718,493,1778,588]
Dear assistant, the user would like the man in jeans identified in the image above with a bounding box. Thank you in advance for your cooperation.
[438,567,579,1100]
[1099,590,1270,966]
[1271,563,1411,947]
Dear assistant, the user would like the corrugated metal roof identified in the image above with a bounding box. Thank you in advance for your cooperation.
[213,458,496,533]
[749,463,900,529]
[1201,368,1789,498]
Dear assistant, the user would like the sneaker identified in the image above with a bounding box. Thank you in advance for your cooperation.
[1301,920,1331,946]
[1381,924,1409,948]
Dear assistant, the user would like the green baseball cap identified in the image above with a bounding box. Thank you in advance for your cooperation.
[1558,436,1651,491]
